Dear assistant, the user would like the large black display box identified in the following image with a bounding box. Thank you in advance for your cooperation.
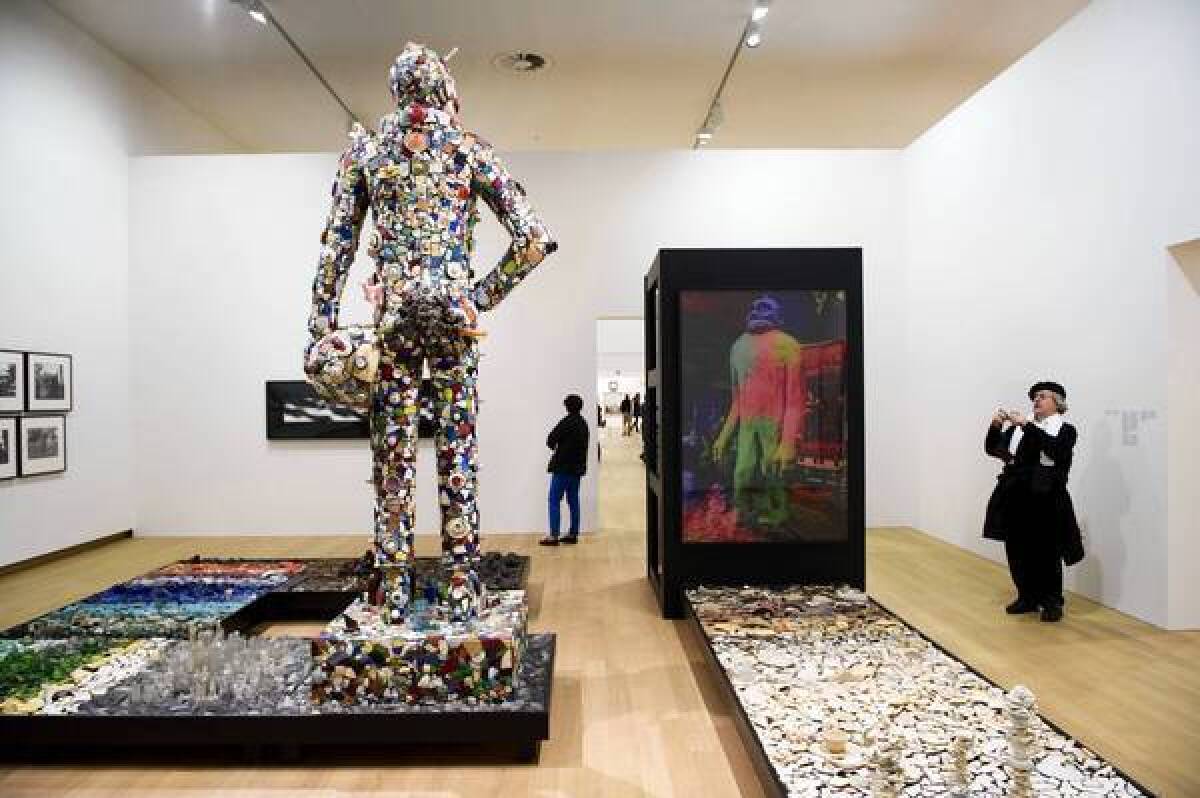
[644,249,865,617]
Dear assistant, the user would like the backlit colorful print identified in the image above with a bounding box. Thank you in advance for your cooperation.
[306,43,556,623]
[680,291,848,544]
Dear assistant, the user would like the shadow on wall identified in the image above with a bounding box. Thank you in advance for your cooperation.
[1072,416,1128,606]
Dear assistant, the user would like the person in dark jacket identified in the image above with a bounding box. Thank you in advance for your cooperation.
[983,380,1084,622]
[541,394,589,545]
[619,394,633,436]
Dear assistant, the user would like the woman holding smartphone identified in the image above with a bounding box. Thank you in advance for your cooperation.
[983,381,1085,622]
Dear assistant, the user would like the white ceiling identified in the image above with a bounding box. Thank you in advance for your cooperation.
[47,0,1089,152]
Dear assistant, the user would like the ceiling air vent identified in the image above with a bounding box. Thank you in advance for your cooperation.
[492,52,551,74]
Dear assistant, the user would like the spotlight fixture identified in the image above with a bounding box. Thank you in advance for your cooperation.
[693,100,722,148]
[744,21,763,48]
[230,0,269,26]
[693,2,767,148]
[227,0,362,128]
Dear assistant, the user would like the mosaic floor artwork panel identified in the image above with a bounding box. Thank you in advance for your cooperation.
[0,633,553,718]
[1,555,550,759]
[687,585,1151,798]
[2,559,307,639]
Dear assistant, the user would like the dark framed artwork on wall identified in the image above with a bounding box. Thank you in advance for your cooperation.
[645,248,865,617]
[0,350,23,414]
[266,380,439,440]
[25,352,72,413]
[266,380,369,439]
[18,415,67,477]
[0,416,17,480]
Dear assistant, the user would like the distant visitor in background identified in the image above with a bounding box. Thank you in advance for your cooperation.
[631,392,642,433]
[620,394,633,436]
[983,381,1084,623]
[542,394,589,546]
[595,402,604,462]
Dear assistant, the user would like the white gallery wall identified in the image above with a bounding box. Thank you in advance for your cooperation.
[129,149,909,538]
[1166,240,1200,630]
[904,0,1200,627]
[0,1,236,566]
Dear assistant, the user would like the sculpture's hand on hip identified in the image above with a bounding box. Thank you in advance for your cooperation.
[362,276,384,310]
[450,290,486,339]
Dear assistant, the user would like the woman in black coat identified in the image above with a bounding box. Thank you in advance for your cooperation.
[983,381,1084,622]
[541,394,589,546]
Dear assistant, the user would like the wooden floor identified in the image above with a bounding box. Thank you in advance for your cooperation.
[2,427,1198,797]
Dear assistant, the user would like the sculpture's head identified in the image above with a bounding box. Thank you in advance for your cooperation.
[746,295,783,333]
[388,42,460,113]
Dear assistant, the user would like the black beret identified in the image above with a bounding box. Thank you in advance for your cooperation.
[1028,381,1066,400]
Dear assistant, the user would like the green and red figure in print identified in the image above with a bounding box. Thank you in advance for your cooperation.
[711,296,805,528]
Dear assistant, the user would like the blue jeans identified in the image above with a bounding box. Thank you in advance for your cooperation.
[548,473,581,538]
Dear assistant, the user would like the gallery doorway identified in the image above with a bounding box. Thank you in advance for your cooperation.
[595,317,645,456]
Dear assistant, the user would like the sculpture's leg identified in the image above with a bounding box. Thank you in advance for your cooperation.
[372,339,424,624]
[430,336,482,621]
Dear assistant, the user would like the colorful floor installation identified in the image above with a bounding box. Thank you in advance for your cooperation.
[687,585,1151,798]
[0,554,549,757]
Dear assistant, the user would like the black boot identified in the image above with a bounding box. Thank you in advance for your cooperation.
[1005,598,1039,614]
[1040,604,1063,622]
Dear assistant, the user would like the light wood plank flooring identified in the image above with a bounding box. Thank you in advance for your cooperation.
[1,427,1197,796]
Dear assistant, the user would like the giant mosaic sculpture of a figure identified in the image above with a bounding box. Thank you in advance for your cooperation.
[305,43,556,624]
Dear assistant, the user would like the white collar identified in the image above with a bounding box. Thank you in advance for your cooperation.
[1033,413,1064,435]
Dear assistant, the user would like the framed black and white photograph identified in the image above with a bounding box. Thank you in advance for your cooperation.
[18,415,67,477]
[266,380,439,440]
[266,380,370,440]
[0,350,24,414]
[0,416,17,480]
[25,352,72,413]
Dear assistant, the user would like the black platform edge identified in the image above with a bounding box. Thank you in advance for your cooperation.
[682,601,786,798]
[684,592,1157,798]
[2,634,555,761]
[221,590,358,634]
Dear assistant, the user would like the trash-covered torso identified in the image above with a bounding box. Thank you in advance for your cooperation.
[359,106,485,337]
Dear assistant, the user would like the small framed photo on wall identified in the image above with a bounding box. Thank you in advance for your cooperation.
[19,415,66,477]
[0,416,17,480]
[0,350,23,414]
[25,352,72,413]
